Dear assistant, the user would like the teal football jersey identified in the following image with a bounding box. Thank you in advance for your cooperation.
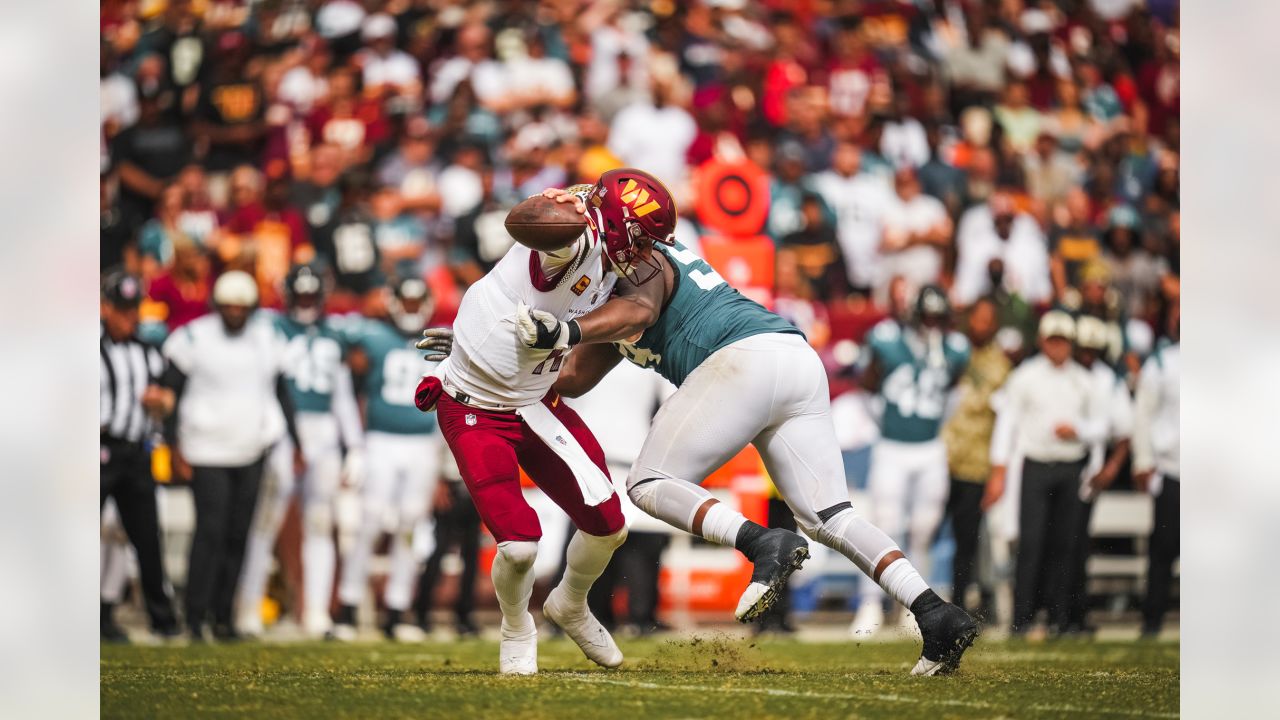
[865,319,970,443]
[615,241,803,387]
[348,317,438,435]
[273,313,348,414]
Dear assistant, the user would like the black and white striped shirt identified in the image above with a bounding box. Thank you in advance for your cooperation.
[100,325,165,444]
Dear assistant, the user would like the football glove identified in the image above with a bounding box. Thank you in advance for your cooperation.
[415,327,455,362]
[515,301,581,350]
[341,449,366,490]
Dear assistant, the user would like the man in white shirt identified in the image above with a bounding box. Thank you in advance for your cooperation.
[952,192,1052,307]
[356,14,421,98]
[1065,315,1134,634]
[812,141,895,294]
[1133,304,1179,637]
[607,76,696,190]
[162,271,302,641]
[985,311,1104,635]
[428,23,507,109]
[879,168,953,299]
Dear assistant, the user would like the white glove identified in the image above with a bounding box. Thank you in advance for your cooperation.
[515,301,573,350]
[342,449,367,490]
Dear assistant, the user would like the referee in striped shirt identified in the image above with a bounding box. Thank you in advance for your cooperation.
[100,271,179,640]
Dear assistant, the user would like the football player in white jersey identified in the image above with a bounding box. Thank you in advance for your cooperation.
[410,178,631,675]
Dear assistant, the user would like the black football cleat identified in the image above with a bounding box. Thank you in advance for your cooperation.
[912,599,980,676]
[734,528,810,623]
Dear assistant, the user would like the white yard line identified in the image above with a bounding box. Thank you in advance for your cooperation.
[566,675,1178,719]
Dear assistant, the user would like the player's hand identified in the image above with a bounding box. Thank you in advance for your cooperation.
[293,447,306,477]
[172,448,193,483]
[515,301,578,350]
[416,327,455,362]
[433,481,453,512]
[1133,469,1154,493]
[981,466,1006,512]
[541,187,587,215]
[1087,467,1117,495]
[1053,423,1078,440]
[342,449,366,489]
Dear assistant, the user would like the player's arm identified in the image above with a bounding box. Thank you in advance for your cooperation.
[516,252,671,350]
[553,342,624,399]
[575,258,668,344]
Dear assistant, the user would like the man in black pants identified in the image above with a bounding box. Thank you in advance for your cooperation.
[162,271,302,641]
[941,297,1009,619]
[100,272,180,641]
[415,477,482,636]
[1134,304,1179,636]
[984,311,1105,635]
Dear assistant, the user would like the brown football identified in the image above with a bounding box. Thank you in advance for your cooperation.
[505,195,588,252]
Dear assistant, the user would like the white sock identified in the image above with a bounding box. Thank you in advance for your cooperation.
[301,504,336,628]
[100,541,130,604]
[557,529,627,609]
[238,527,276,618]
[384,528,417,613]
[629,476,747,547]
[493,541,539,632]
[337,508,381,607]
[810,507,929,608]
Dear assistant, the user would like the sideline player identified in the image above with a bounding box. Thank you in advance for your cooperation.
[237,264,365,639]
[334,276,443,641]
[852,283,970,636]
[519,172,979,675]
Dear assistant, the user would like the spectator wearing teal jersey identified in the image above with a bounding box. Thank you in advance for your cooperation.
[853,282,970,636]
[237,265,365,640]
[335,275,445,642]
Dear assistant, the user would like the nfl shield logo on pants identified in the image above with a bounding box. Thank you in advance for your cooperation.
[465,413,477,426]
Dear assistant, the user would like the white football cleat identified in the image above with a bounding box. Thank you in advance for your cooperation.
[543,587,623,669]
[331,623,358,642]
[236,613,264,639]
[499,613,538,675]
[302,610,333,640]
[850,601,884,637]
[391,623,428,643]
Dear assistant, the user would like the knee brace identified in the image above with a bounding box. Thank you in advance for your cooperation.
[496,540,539,573]
[802,502,879,577]
[587,525,629,551]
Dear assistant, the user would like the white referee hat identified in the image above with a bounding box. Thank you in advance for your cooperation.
[213,271,259,307]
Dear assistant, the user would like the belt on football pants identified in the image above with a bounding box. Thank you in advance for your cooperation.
[440,379,517,413]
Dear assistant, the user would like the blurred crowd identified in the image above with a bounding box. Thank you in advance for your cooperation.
[101,0,1179,642]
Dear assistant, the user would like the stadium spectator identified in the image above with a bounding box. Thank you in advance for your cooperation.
[812,141,892,296]
[879,167,952,296]
[100,272,181,642]
[162,271,301,641]
[414,467,483,638]
[146,236,212,336]
[111,79,192,225]
[953,192,1052,308]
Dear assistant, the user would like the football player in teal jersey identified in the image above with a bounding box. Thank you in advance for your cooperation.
[334,275,445,641]
[852,282,971,637]
[512,171,979,675]
[237,264,365,639]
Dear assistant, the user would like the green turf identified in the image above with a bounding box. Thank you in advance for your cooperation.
[101,635,1178,719]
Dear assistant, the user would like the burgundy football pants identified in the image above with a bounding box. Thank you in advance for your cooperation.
[436,391,624,543]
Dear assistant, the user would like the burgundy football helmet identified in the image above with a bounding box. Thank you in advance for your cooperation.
[590,168,677,284]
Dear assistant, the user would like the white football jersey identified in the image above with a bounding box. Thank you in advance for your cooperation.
[439,211,616,408]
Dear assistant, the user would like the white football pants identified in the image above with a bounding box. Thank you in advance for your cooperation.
[626,333,922,605]
[239,412,343,635]
[338,430,441,613]
[861,438,949,603]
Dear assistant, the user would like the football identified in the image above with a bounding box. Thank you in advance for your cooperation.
[505,195,588,252]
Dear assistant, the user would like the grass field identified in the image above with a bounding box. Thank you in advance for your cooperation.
[101,635,1178,719]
